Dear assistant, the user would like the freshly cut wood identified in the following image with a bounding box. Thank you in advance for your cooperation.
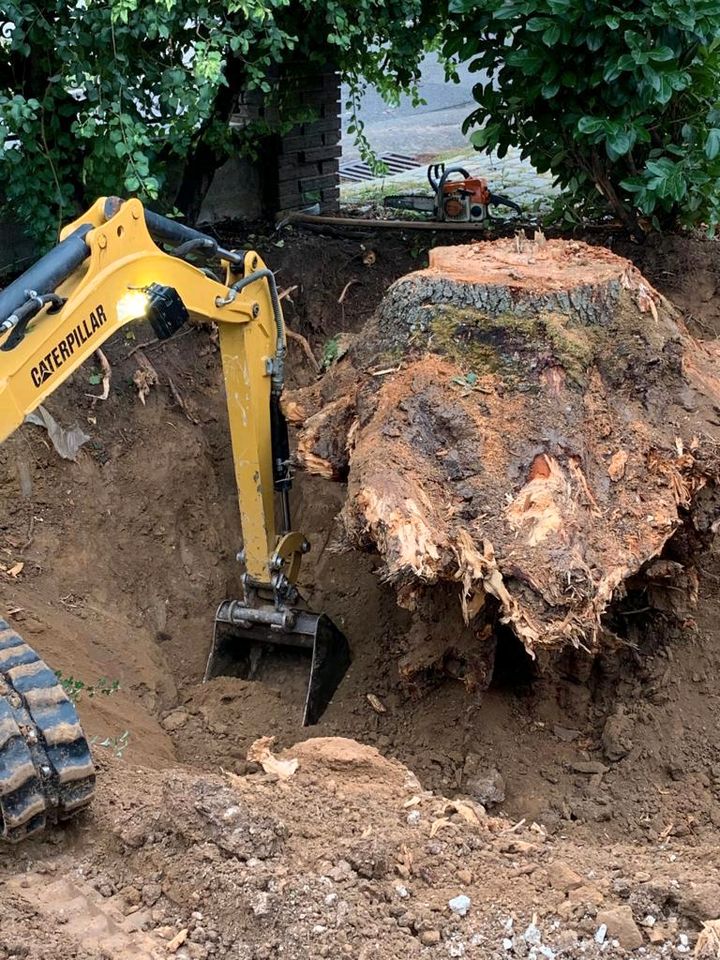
[287,236,720,683]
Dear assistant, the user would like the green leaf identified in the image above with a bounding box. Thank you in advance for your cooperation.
[542,24,561,46]
[705,128,720,160]
[577,116,604,135]
[648,46,675,62]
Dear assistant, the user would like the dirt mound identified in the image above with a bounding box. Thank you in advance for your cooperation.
[286,736,419,796]
[2,743,720,959]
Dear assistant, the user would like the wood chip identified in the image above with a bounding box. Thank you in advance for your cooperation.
[429,817,454,838]
[85,348,112,401]
[133,351,159,405]
[446,800,483,826]
[608,450,628,482]
[366,693,386,714]
[246,735,298,780]
[167,928,188,953]
[7,562,24,578]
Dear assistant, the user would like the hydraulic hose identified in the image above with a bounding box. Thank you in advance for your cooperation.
[0,225,92,325]
[231,267,286,396]
[103,197,244,266]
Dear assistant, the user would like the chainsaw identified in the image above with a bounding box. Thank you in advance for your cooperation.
[384,163,522,224]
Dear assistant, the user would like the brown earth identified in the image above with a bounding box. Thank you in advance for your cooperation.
[0,228,719,958]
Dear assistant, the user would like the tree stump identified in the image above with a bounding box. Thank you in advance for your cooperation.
[287,236,720,687]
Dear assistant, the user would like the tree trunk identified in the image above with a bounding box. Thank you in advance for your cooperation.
[173,57,248,224]
[287,236,720,688]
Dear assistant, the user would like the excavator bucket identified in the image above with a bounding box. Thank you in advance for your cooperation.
[205,600,351,726]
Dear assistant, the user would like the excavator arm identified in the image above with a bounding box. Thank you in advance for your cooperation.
[0,196,284,583]
[0,198,350,841]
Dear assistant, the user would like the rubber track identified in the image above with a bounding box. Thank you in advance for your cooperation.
[0,619,95,842]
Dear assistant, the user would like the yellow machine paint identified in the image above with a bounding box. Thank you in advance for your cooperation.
[0,198,350,751]
[0,198,279,581]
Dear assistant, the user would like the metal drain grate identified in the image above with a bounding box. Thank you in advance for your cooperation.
[340,152,421,182]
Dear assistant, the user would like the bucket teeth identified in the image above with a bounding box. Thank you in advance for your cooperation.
[0,619,96,842]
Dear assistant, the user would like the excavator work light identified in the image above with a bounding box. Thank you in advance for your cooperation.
[116,289,150,324]
[116,284,188,340]
[145,283,189,340]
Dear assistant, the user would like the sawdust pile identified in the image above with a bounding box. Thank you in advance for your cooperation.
[288,237,720,684]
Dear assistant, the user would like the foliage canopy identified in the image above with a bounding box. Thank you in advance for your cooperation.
[444,0,720,233]
[0,0,442,239]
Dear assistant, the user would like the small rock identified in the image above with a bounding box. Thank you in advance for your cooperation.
[602,708,634,762]
[548,861,583,892]
[553,725,581,743]
[167,928,189,953]
[678,882,720,922]
[569,760,608,776]
[122,886,142,907]
[596,906,644,950]
[327,860,356,882]
[569,884,604,906]
[407,810,421,826]
[249,892,271,917]
[419,930,441,946]
[142,882,162,906]
[554,930,578,952]
[465,768,505,807]
[594,925,607,944]
[448,895,471,917]
[162,709,189,733]
[457,869,472,886]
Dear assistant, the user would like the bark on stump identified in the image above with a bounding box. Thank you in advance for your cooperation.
[287,237,720,687]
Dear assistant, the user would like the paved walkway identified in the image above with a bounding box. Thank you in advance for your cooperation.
[341,56,558,213]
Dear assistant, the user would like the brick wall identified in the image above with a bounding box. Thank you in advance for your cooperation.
[231,65,342,216]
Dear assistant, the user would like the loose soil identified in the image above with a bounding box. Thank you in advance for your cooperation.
[0,226,719,959]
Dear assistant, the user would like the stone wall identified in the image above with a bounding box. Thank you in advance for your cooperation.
[229,65,342,215]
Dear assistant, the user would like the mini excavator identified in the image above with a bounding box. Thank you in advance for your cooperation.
[0,197,351,841]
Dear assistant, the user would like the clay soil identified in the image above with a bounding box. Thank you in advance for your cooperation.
[0,227,719,959]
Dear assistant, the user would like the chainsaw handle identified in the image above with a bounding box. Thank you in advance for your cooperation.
[437,165,472,201]
[488,193,523,217]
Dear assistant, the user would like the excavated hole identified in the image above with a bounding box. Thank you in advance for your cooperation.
[490,624,537,691]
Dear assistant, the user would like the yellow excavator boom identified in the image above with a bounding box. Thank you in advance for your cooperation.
[0,196,280,581]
